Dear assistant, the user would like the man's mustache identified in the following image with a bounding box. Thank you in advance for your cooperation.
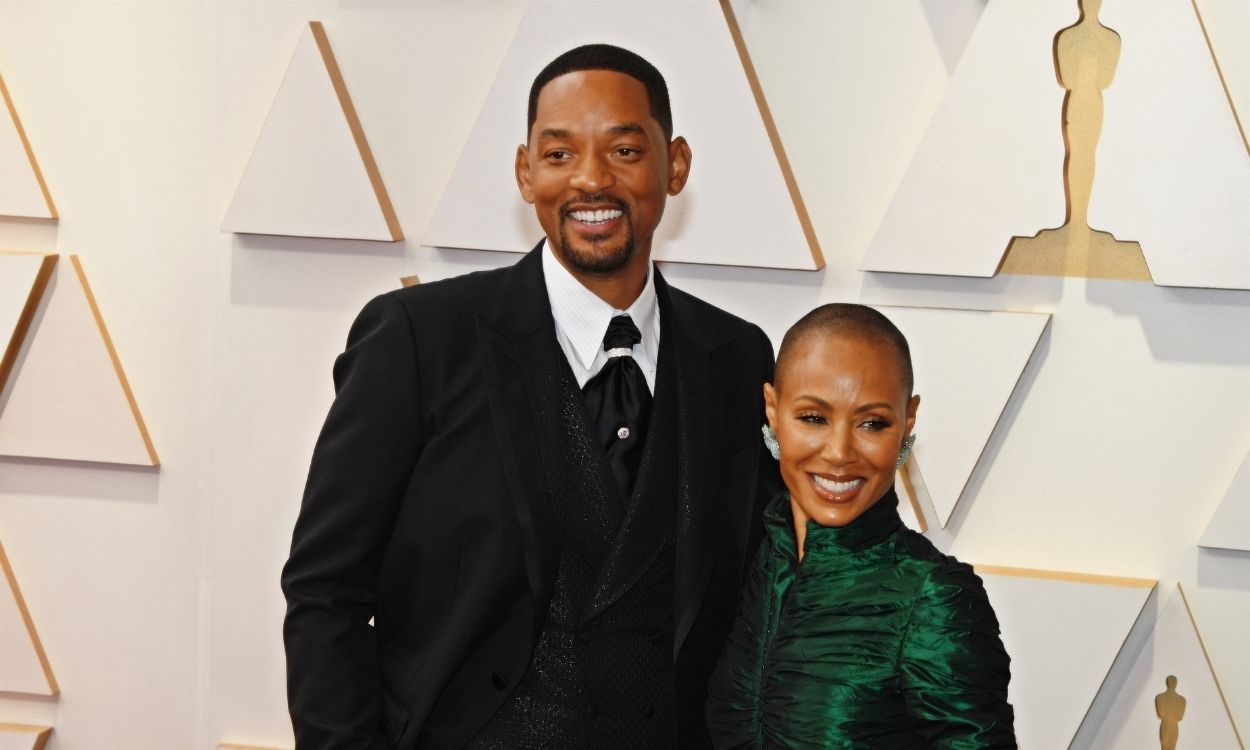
[559,194,630,218]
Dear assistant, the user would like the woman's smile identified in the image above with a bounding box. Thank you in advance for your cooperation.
[809,473,865,502]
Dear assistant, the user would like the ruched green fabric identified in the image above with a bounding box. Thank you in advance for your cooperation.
[707,490,1016,749]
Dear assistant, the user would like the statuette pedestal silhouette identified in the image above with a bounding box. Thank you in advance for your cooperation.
[1000,0,1151,281]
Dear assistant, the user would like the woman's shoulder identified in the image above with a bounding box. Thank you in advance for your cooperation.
[891,528,993,606]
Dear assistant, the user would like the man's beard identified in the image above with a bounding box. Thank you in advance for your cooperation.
[556,202,635,275]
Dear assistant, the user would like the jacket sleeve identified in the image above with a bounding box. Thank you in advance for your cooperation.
[281,293,425,750]
[900,565,1018,750]
[706,538,773,750]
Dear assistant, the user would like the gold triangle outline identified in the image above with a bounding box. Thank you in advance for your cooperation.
[308,21,403,242]
[0,542,59,696]
[0,723,52,750]
[974,563,1159,747]
[1192,0,1250,160]
[67,255,160,466]
[0,251,57,394]
[1178,583,1246,750]
[719,1,824,270]
[0,73,57,220]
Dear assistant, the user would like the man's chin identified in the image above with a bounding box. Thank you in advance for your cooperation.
[554,239,635,276]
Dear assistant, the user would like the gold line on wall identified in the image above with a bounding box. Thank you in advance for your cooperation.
[69,255,160,466]
[0,543,59,695]
[0,252,57,394]
[0,73,57,219]
[309,21,404,242]
[718,0,824,270]
[0,723,52,750]
[1191,0,1249,159]
[896,463,928,534]
[974,563,1157,589]
[1179,583,1247,749]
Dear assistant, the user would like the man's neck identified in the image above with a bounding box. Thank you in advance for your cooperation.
[551,244,653,310]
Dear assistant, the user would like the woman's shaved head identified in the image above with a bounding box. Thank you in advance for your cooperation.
[774,304,913,396]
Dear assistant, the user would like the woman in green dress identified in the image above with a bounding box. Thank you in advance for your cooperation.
[707,304,1016,749]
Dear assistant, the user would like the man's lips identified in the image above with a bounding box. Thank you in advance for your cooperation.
[567,208,624,225]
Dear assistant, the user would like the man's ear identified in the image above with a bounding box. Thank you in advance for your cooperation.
[667,136,692,196]
[515,144,535,204]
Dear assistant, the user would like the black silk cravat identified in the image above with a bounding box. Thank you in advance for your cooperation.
[582,315,652,501]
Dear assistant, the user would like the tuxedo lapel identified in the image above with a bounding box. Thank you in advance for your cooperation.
[578,271,730,640]
[579,324,678,625]
[476,245,566,639]
[664,280,729,659]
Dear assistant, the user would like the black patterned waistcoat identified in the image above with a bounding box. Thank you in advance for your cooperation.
[470,330,680,750]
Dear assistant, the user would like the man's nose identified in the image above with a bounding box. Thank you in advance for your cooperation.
[570,153,614,194]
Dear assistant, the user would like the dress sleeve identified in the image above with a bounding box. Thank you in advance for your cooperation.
[706,539,773,750]
[900,564,1018,750]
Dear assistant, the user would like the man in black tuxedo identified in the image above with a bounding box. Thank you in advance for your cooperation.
[282,44,778,750]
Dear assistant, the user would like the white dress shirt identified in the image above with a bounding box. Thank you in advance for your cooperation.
[541,241,660,393]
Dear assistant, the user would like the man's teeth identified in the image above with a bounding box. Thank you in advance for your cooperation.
[812,475,864,494]
[570,209,623,224]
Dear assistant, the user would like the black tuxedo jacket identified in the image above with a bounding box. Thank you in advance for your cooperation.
[282,246,778,749]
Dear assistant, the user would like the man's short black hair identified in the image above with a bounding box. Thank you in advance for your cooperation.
[776,304,914,397]
[527,43,673,141]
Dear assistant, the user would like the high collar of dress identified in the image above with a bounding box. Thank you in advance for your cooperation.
[766,488,903,558]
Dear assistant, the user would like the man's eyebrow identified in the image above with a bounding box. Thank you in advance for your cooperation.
[537,128,571,140]
[607,123,647,137]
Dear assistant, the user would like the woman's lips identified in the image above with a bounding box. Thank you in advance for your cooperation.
[809,473,865,502]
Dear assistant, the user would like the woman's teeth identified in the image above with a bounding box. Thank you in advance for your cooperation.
[812,475,864,494]
[570,209,623,224]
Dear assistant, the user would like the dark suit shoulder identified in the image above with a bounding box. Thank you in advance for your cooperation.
[664,283,772,353]
[386,264,513,321]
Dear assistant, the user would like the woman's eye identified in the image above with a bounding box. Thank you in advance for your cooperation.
[859,418,891,431]
[797,413,826,425]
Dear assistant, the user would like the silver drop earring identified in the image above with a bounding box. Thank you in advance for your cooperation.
[896,434,916,469]
[761,425,780,460]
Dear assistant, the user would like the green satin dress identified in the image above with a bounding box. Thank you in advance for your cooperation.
[707,490,1016,749]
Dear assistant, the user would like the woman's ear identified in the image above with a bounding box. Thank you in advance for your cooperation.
[905,393,920,436]
[764,382,778,429]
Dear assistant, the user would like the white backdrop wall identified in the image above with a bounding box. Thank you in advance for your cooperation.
[0,1,1247,748]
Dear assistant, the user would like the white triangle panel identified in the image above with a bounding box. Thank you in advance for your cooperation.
[0,256,158,466]
[1091,0,1250,290]
[977,566,1155,749]
[423,0,821,270]
[0,74,56,220]
[1,252,56,391]
[874,306,1049,527]
[1194,0,1250,147]
[861,0,1068,277]
[1200,452,1250,552]
[0,544,57,696]
[0,725,51,750]
[1090,586,1244,749]
[222,22,402,242]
